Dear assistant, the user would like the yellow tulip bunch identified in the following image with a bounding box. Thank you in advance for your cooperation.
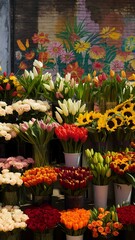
[85,148,112,185]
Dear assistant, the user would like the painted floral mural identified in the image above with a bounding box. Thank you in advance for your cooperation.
[15,18,135,79]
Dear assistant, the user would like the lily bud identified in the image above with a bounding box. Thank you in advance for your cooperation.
[62,104,69,116]
[85,149,91,158]
[79,104,86,113]
[58,80,64,92]
[55,107,63,115]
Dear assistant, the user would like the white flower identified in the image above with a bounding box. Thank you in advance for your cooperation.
[24,69,29,78]
[55,111,63,124]
[33,59,43,69]
[33,66,38,77]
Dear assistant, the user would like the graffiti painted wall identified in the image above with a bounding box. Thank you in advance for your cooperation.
[11,0,135,78]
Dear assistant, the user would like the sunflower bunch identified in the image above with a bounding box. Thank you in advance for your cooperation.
[76,98,135,152]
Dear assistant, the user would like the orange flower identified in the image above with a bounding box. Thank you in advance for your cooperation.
[25,51,35,60]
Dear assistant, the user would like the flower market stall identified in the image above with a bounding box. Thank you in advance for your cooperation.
[0,57,135,240]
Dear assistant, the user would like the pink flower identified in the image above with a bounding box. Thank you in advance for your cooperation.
[47,42,64,58]
[60,51,75,64]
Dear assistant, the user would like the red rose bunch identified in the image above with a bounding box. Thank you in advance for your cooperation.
[55,123,88,153]
[117,205,135,230]
[24,204,60,232]
[58,166,93,196]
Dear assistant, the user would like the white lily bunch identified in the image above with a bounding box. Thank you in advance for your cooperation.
[55,98,86,124]
[0,169,23,187]
[43,72,75,101]
[0,206,28,231]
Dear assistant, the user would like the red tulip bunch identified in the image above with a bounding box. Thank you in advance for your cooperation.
[58,166,93,196]
[55,123,88,153]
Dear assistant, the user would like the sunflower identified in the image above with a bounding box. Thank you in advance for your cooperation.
[128,116,135,129]
[105,108,118,117]
[105,117,118,132]
[76,112,90,126]
[114,114,124,127]
[121,107,134,118]
[97,115,107,130]
[86,111,102,123]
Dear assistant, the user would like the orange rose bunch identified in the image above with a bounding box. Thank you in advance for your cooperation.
[60,208,91,236]
[22,166,58,196]
[88,206,123,238]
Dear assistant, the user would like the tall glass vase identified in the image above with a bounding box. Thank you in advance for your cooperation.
[33,144,48,167]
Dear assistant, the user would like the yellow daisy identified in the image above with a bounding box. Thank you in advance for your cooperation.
[76,112,89,126]
[105,118,118,132]
[74,41,90,53]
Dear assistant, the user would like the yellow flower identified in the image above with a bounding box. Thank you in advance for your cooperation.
[121,107,134,118]
[108,32,121,40]
[97,115,107,130]
[76,112,89,125]
[74,41,90,53]
[106,118,118,132]
[105,109,118,117]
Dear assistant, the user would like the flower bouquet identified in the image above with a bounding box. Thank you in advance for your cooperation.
[21,166,58,205]
[85,149,113,208]
[0,156,34,172]
[24,204,60,240]
[109,150,135,186]
[43,72,76,102]
[14,115,59,166]
[108,150,135,205]
[88,206,123,238]
[85,149,112,185]
[60,208,91,239]
[55,98,86,124]
[55,123,88,153]
[117,204,135,231]
[0,169,23,206]
[0,69,22,104]
[58,166,93,196]
[58,166,93,209]
[0,205,28,240]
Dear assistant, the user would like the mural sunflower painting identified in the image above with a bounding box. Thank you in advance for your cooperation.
[15,17,135,79]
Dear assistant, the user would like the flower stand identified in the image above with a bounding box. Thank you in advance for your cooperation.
[114,183,132,206]
[64,152,81,167]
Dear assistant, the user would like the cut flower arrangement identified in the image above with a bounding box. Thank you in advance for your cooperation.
[14,115,59,166]
[55,98,86,124]
[0,156,34,172]
[24,204,60,233]
[0,169,23,191]
[116,204,135,231]
[88,206,123,238]
[60,208,91,236]
[54,123,88,153]
[76,97,135,153]
[57,166,93,196]
[0,205,28,234]
[108,150,135,186]
[21,166,58,197]
[85,148,112,185]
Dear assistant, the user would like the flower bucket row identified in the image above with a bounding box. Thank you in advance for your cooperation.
[1,203,135,240]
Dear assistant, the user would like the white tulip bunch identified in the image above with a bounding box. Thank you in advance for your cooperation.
[55,98,86,123]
